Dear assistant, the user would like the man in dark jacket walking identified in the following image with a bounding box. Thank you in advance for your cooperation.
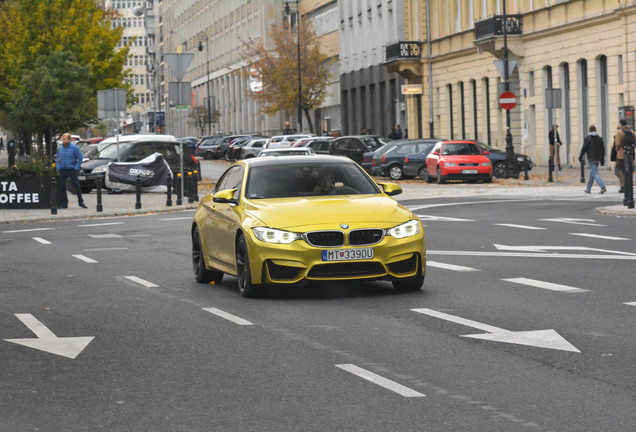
[55,133,88,208]
[579,125,607,194]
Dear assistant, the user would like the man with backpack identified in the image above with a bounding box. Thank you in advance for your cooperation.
[615,118,634,193]
[579,125,607,194]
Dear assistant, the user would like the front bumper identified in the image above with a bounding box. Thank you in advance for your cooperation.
[243,228,426,285]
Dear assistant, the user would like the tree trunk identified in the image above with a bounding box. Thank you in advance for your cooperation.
[303,108,314,135]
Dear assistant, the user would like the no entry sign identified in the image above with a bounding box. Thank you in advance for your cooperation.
[499,91,517,110]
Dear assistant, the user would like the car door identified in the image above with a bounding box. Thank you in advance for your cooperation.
[426,143,442,172]
[348,139,367,164]
[201,165,244,272]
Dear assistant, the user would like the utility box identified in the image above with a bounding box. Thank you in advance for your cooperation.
[618,106,635,129]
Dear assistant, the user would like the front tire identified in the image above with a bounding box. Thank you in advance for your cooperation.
[192,226,223,284]
[436,167,446,184]
[422,167,433,183]
[492,162,506,178]
[392,259,425,291]
[389,165,404,180]
[236,235,259,298]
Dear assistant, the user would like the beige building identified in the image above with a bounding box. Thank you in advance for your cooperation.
[390,0,636,166]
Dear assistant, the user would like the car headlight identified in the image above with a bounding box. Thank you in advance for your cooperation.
[92,165,108,174]
[444,162,457,167]
[516,156,526,162]
[481,162,491,167]
[253,227,302,244]
[386,220,421,239]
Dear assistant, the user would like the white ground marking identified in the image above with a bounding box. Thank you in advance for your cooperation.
[624,302,636,307]
[78,222,124,227]
[494,224,547,230]
[409,199,522,211]
[83,247,129,251]
[202,308,253,326]
[33,237,51,245]
[569,233,631,241]
[427,261,479,272]
[88,234,123,238]
[2,227,55,234]
[428,250,636,260]
[124,275,159,288]
[72,254,98,264]
[417,214,475,222]
[159,217,193,221]
[335,364,425,398]
[503,277,589,293]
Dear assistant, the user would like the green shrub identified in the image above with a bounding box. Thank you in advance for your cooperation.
[0,154,57,178]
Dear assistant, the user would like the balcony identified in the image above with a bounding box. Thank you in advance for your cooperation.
[383,41,423,80]
[474,15,523,57]
[385,41,422,62]
[474,15,523,40]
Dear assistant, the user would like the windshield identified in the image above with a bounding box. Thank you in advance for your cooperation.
[246,162,380,199]
[441,143,484,156]
[361,137,384,151]
[99,142,134,160]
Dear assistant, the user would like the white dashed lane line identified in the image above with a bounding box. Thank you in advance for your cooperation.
[2,227,55,234]
[124,276,159,288]
[88,234,124,238]
[33,237,51,245]
[335,364,425,398]
[78,222,124,228]
[569,233,631,241]
[202,308,254,326]
[494,223,547,230]
[73,254,98,263]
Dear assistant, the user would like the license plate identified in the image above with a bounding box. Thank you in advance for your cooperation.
[78,176,86,181]
[322,248,374,261]
[461,169,478,174]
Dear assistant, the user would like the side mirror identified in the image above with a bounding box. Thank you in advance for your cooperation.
[484,150,490,155]
[377,182,403,196]
[213,188,238,204]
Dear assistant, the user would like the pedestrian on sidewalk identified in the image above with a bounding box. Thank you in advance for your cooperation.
[55,133,87,209]
[579,125,607,194]
[614,119,632,193]
[549,125,562,170]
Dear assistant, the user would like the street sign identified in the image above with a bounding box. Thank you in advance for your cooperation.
[164,53,194,81]
[498,91,516,110]
[401,84,423,95]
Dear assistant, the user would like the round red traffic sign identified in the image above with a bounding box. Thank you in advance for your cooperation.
[499,91,517,110]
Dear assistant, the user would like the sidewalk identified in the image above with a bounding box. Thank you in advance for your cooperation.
[1,149,634,223]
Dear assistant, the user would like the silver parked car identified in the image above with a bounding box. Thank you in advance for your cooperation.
[238,138,269,159]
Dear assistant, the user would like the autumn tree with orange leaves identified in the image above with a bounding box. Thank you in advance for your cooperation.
[240,16,333,134]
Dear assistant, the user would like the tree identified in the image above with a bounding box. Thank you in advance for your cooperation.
[240,16,333,134]
[188,105,221,136]
[0,0,131,155]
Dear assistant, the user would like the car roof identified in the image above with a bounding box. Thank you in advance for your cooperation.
[99,134,178,144]
[243,154,351,167]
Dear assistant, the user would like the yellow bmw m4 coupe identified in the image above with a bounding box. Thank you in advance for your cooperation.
[191,155,426,297]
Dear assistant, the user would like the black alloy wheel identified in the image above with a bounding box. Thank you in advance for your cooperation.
[236,235,259,298]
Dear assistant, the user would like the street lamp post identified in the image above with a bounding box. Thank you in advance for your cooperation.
[284,1,302,133]
[197,32,212,135]
[502,3,518,179]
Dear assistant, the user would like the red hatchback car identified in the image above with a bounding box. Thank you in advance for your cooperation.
[424,140,493,184]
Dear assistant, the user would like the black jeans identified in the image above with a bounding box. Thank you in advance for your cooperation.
[58,169,84,207]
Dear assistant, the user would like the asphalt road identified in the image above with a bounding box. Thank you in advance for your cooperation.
[1,194,635,431]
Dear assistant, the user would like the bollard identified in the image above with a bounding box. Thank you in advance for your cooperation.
[96,178,103,212]
[192,170,199,202]
[548,157,554,182]
[580,161,585,183]
[523,162,529,181]
[50,177,57,215]
[187,172,195,203]
[166,175,173,207]
[176,174,183,206]
[135,174,142,209]
[624,147,634,209]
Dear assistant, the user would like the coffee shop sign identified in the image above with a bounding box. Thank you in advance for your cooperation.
[0,179,50,209]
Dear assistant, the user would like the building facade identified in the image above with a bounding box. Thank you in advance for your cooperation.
[390,0,636,166]
[339,0,407,138]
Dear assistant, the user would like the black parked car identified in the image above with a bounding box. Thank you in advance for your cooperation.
[329,135,389,165]
[295,137,334,155]
[78,135,200,193]
[473,141,534,178]
[378,139,440,180]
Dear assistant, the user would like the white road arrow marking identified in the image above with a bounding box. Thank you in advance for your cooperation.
[417,214,475,222]
[411,308,580,352]
[4,314,94,359]
[503,277,589,293]
[336,364,425,397]
[427,261,479,272]
[540,217,605,227]
[493,244,636,256]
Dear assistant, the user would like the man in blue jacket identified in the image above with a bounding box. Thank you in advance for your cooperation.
[55,133,88,208]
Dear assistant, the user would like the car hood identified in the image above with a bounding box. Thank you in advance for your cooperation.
[244,195,413,231]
